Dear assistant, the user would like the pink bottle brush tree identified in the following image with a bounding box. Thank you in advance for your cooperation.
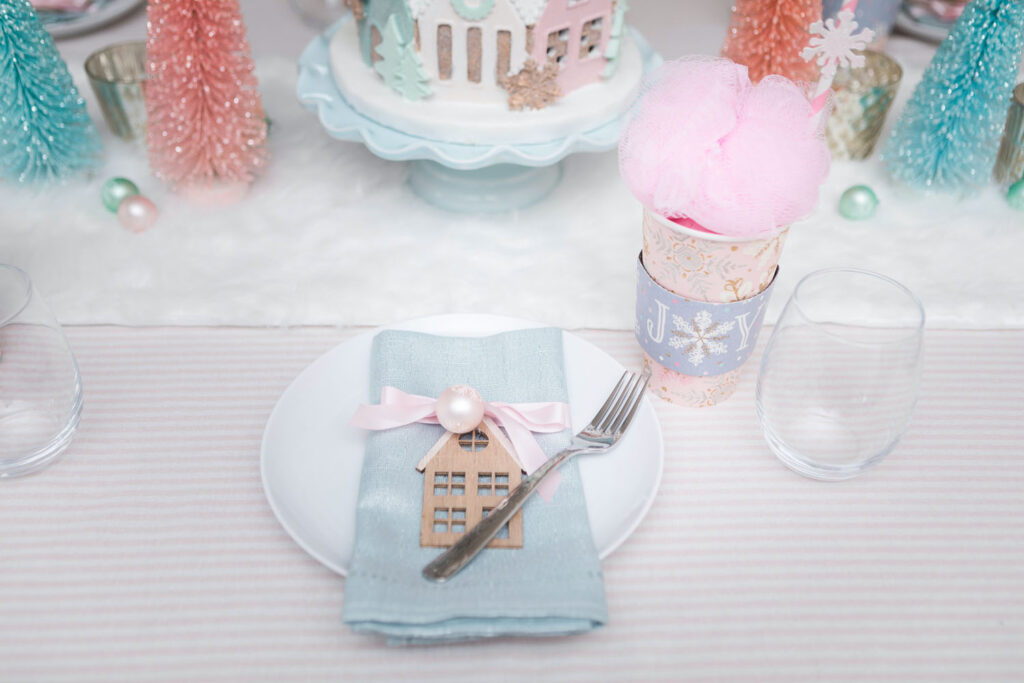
[145,0,268,196]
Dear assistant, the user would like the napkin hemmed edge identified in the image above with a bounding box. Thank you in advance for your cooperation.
[348,615,606,646]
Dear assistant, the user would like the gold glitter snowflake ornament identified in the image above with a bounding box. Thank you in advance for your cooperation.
[501,59,562,111]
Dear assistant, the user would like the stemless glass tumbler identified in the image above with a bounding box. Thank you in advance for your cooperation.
[0,265,83,478]
[756,269,924,481]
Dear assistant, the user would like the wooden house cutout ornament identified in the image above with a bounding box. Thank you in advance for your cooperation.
[417,416,525,549]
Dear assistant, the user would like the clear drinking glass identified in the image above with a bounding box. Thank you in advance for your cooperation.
[0,265,83,478]
[756,268,924,481]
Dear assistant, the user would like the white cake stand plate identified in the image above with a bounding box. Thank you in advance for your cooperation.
[297,17,660,212]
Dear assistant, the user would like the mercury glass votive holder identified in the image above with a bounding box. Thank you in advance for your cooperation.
[995,84,1024,188]
[84,41,148,141]
[825,50,903,161]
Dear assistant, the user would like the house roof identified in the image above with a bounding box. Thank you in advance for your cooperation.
[407,0,549,25]
[415,417,524,472]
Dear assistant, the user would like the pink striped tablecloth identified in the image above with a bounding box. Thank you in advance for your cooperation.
[2,327,1022,681]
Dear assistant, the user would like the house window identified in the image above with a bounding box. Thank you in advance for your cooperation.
[458,430,488,451]
[477,472,509,496]
[433,507,467,533]
[433,471,466,495]
[496,29,512,80]
[370,24,383,64]
[580,17,603,59]
[546,28,569,67]
[437,24,452,80]
[467,26,483,82]
[482,507,510,539]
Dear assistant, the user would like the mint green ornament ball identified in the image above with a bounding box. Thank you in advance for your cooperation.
[1008,179,1024,211]
[101,177,140,213]
[839,185,878,220]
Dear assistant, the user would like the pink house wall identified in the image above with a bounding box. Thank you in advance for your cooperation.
[531,0,614,94]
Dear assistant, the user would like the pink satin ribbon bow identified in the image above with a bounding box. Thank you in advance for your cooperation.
[350,386,571,500]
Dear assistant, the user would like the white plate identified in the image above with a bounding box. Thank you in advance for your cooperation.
[43,0,145,39]
[893,9,952,44]
[260,314,664,576]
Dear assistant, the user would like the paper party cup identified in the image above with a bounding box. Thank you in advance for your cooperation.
[639,208,786,408]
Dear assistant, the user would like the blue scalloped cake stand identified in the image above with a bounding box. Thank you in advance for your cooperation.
[297,19,661,213]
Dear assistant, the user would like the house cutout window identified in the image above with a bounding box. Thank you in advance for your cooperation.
[580,17,603,59]
[433,507,468,533]
[467,27,483,83]
[546,28,569,67]
[496,30,512,80]
[458,430,489,451]
[483,507,511,539]
[476,472,511,496]
[432,471,466,495]
[437,24,452,80]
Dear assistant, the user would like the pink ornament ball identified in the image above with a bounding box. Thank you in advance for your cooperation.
[435,385,485,435]
[117,195,158,233]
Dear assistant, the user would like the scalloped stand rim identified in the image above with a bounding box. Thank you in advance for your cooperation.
[296,19,662,212]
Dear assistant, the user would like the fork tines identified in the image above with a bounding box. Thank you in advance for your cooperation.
[589,368,652,435]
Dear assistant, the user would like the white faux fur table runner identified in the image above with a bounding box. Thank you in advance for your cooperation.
[1,17,1022,329]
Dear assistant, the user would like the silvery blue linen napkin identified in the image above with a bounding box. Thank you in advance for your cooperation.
[341,328,607,644]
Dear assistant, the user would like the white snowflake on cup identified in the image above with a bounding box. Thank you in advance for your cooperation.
[669,311,735,367]
[801,9,875,78]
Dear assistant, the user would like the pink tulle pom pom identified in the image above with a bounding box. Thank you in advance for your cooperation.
[619,58,830,237]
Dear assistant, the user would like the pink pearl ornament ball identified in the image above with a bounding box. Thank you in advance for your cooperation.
[117,195,159,233]
[435,385,486,434]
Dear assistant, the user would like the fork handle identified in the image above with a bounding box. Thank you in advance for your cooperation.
[421,446,581,582]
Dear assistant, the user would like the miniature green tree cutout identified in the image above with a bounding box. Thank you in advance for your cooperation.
[373,15,431,101]
[603,0,630,78]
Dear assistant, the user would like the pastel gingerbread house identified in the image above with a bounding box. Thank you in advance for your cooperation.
[345,0,627,104]
[416,417,525,548]
[530,0,615,93]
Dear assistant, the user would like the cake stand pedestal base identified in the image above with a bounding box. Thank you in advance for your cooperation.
[407,161,564,213]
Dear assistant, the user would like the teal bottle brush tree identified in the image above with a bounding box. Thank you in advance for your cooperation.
[882,0,1024,194]
[0,0,102,183]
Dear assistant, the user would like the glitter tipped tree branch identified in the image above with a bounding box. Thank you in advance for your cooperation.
[0,0,101,184]
[722,0,822,84]
[145,0,268,189]
[882,0,1024,193]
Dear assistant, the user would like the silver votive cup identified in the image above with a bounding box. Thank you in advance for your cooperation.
[84,42,148,141]
[995,84,1024,187]
[826,50,903,161]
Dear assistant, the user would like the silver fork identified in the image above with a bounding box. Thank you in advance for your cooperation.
[421,367,652,582]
